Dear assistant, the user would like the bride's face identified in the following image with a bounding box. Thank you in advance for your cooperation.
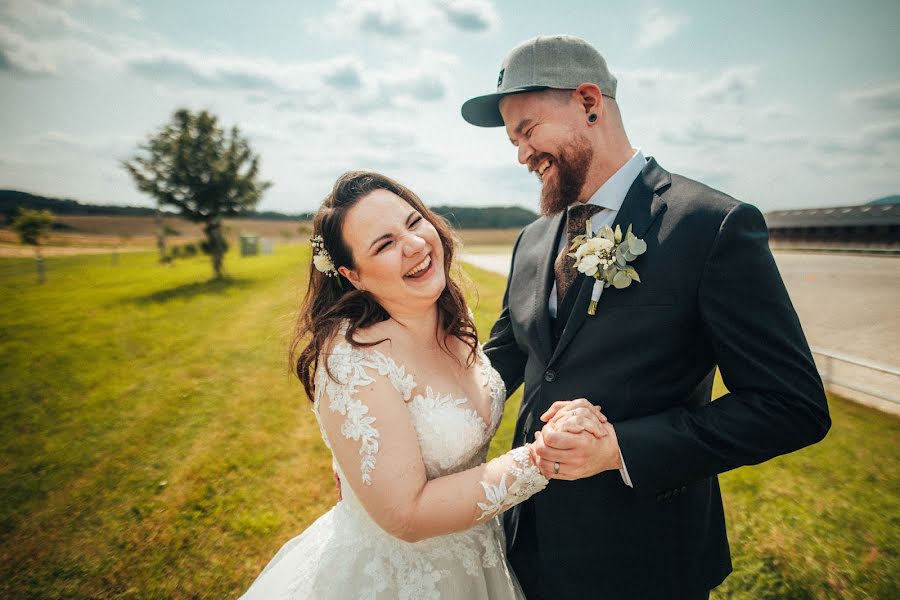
[338,189,446,310]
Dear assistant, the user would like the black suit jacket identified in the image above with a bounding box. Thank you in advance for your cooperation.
[484,158,830,599]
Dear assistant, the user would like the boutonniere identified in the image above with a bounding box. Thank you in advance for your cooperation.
[568,220,647,315]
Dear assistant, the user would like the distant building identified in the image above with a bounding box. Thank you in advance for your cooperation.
[765,202,899,248]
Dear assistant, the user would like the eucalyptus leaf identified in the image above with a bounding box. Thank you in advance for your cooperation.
[603,265,617,281]
[623,249,636,261]
[613,270,632,289]
[624,266,641,283]
[630,238,647,255]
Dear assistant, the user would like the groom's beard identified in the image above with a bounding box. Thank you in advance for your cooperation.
[537,134,594,216]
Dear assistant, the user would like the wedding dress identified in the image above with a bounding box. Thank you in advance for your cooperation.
[240,326,548,599]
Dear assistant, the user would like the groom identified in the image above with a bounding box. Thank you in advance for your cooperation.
[464,35,831,599]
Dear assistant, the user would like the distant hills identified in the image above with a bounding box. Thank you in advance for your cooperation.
[1,190,158,219]
[0,189,540,229]
[430,205,537,229]
[867,195,900,205]
[0,190,305,222]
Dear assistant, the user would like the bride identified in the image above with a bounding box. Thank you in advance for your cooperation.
[240,171,607,599]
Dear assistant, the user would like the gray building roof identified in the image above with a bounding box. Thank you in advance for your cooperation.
[765,203,900,228]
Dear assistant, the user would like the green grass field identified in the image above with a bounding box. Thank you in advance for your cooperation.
[1,248,897,599]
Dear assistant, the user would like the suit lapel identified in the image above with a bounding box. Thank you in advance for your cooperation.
[534,211,566,362]
[548,157,671,365]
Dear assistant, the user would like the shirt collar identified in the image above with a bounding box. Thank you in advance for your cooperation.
[581,148,646,213]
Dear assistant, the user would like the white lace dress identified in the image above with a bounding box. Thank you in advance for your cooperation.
[240,334,547,600]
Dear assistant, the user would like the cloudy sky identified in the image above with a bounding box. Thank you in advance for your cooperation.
[2,0,899,214]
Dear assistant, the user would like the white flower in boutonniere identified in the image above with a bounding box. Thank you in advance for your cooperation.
[568,220,647,315]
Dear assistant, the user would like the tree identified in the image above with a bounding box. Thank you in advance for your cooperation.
[11,207,54,283]
[122,108,272,279]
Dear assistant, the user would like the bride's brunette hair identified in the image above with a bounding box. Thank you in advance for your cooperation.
[290,171,478,400]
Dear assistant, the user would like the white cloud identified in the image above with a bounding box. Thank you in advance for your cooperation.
[434,0,499,32]
[694,66,759,105]
[310,0,497,40]
[757,103,793,120]
[636,8,688,50]
[0,24,58,74]
[758,132,809,146]
[0,0,91,35]
[619,65,760,106]
[1,0,142,30]
[75,0,143,21]
[660,121,747,146]
[0,1,127,76]
[842,82,900,112]
[22,130,135,159]
[622,67,691,91]
[862,120,900,143]
[125,47,458,113]
[808,119,900,162]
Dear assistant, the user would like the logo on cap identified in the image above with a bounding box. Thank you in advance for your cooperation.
[497,68,504,90]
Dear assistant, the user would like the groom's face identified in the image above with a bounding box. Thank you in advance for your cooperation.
[500,90,595,216]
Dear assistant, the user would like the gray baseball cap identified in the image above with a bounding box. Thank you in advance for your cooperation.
[461,34,617,128]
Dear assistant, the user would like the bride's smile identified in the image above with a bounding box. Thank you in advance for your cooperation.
[338,188,447,311]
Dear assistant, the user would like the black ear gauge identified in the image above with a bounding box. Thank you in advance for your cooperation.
[588,113,598,123]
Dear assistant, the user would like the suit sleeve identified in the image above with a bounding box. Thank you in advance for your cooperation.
[483,228,528,397]
[614,202,831,496]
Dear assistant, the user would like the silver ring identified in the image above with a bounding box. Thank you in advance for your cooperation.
[553,462,560,475]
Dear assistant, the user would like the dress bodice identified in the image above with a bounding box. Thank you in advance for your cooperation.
[313,340,507,481]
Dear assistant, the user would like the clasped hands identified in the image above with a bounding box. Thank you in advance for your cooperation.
[527,398,623,481]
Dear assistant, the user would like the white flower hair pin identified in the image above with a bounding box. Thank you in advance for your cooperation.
[311,235,338,277]
[568,220,647,315]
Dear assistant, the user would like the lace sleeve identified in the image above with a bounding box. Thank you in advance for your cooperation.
[314,342,413,485]
[475,446,547,521]
[315,342,547,543]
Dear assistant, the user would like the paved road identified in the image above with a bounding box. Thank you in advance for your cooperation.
[463,250,900,412]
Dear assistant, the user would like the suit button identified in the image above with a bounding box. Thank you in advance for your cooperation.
[544,370,557,383]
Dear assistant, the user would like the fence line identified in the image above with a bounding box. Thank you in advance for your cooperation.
[811,347,900,405]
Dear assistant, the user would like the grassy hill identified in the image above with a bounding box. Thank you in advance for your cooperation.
[0,250,896,598]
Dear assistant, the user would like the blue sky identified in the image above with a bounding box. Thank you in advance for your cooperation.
[2,0,898,214]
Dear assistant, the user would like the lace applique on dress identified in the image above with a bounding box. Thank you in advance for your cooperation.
[476,446,548,521]
[315,341,416,485]
[477,345,506,429]
[409,386,489,476]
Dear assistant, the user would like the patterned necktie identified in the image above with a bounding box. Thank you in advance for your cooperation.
[554,203,604,303]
